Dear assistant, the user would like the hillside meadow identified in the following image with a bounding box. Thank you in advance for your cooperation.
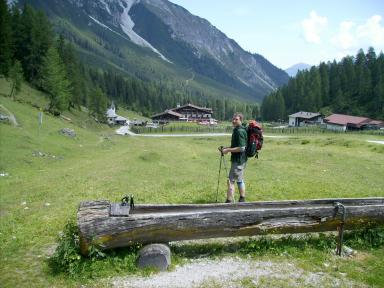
[0,80,384,287]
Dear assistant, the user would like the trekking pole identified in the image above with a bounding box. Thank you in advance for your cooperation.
[222,151,229,176]
[215,146,224,203]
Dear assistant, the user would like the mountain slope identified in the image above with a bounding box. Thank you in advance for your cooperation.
[24,0,289,102]
[131,0,288,89]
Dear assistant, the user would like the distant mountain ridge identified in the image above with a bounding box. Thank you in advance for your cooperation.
[25,0,289,101]
[285,63,312,77]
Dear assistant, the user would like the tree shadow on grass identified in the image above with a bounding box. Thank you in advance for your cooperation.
[170,227,384,259]
[192,197,218,204]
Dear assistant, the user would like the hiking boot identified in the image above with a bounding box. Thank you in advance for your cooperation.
[239,196,246,202]
[225,199,232,203]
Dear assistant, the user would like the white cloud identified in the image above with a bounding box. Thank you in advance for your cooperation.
[332,15,384,53]
[332,21,356,50]
[301,10,328,44]
[357,15,384,48]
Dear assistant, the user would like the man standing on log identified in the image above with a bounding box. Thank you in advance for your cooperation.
[220,112,248,203]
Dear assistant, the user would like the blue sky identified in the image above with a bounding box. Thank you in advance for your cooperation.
[171,0,384,69]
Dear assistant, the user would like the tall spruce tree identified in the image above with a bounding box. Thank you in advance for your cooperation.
[89,87,108,122]
[8,60,23,99]
[373,53,384,118]
[57,35,87,109]
[14,4,52,84]
[41,46,71,113]
[275,91,286,121]
[319,62,330,106]
[0,0,13,76]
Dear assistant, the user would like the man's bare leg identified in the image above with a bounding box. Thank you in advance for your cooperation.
[226,179,235,202]
[237,180,245,202]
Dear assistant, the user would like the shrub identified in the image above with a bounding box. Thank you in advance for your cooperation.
[49,219,142,278]
[49,220,84,276]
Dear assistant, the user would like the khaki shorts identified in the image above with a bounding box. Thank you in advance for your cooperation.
[228,162,246,182]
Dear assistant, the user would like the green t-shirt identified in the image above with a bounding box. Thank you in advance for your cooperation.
[230,125,247,164]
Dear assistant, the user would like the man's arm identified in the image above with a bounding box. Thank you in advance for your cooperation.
[222,129,247,154]
[222,147,241,154]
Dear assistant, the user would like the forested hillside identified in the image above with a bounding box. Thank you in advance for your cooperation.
[261,48,384,121]
[0,2,259,121]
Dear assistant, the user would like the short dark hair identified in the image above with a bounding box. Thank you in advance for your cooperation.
[233,112,243,122]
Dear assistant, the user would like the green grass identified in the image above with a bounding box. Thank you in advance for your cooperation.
[1,81,384,287]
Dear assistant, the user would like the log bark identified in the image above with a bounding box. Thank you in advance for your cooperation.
[77,198,384,255]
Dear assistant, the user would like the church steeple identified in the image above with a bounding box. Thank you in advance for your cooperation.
[110,101,116,112]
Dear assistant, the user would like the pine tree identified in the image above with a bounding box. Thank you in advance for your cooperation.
[14,4,53,84]
[319,62,330,106]
[329,61,342,109]
[309,67,322,110]
[373,53,384,118]
[252,105,260,119]
[366,47,377,71]
[340,56,355,104]
[41,46,71,113]
[276,91,286,121]
[89,87,108,122]
[0,0,13,76]
[8,60,23,99]
[355,51,372,108]
[295,71,306,111]
[57,36,87,109]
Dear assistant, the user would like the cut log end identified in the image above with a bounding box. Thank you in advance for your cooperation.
[137,244,171,271]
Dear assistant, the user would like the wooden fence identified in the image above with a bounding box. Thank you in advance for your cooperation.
[131,125,384,136]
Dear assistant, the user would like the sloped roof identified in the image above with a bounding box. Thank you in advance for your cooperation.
[115,115,128,122]
[367,120,384,126]
[106,108,117,118]
[324,114,371,127]
[288,111,321,119]
[151,110,183,118]
[172,103,213,113]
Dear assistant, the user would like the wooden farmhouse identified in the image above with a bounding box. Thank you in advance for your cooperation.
[324,114,384,131]
[151,103,214,123]
[288,111,323,127]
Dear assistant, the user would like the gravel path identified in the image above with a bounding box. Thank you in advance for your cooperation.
[367,140,384,145]
[111,256,361,288]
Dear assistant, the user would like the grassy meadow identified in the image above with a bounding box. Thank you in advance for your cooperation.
[1,79,384,287]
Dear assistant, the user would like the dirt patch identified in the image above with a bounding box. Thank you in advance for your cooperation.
[111,256,363,288]
[351,251,371,261]
[43,243,58,257]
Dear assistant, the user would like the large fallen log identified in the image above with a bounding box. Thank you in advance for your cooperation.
[77,198,384,255]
